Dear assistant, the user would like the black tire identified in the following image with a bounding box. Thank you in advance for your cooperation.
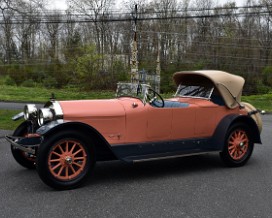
[36,131,95,190]
[11,121,36,169]
[220,123,254,167]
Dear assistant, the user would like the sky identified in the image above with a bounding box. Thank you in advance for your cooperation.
[48,0,246,10]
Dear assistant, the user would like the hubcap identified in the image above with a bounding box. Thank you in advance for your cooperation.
[65,156,73,165]
[239,142,244,147]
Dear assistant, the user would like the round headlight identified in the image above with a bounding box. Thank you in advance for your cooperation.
[24,104,37,120]
[38,108,54,126]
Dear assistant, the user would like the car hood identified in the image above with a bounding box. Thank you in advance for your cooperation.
[59,99,126,119]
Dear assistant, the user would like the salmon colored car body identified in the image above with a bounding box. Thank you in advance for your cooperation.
[6,70,262,190]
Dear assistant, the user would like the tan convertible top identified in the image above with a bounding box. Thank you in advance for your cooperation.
[173,70,245,109]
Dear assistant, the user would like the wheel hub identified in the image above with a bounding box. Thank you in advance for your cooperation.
[65,156,73,165]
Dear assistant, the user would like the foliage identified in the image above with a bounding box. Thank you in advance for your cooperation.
[3,75,16,86]
[43,76,58,88]
[262,66,272,87]
[1,0,272,95]
[113,60,129,82]
[21,79,36,87]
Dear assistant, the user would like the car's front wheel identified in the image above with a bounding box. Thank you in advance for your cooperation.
[36,131,95,190]
[220,123,254,167]
[11,121,36,169]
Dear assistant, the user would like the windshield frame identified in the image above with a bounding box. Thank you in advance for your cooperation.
[116,82,151,104]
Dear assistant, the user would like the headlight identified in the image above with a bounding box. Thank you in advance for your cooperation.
[24,104,38,120]
[38,108,54,126]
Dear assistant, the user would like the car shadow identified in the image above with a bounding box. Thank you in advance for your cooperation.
[89,154,224,185]
[29,153,257,191]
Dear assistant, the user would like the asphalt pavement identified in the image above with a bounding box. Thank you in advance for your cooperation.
[0,115,271,218]
[0,102,43,110]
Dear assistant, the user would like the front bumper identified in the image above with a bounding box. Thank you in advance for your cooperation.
[5,135,42,155]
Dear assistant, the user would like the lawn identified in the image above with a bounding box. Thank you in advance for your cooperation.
[0,109,22,130]
[0,84,115,103]
[242,94,272,113]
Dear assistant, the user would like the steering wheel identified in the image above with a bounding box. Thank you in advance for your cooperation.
[146,88,165,108]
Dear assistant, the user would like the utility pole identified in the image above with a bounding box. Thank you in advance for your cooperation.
[155,33,161,93]
[130,4,139,84]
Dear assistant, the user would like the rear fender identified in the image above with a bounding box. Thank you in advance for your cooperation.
[212,114,262,151]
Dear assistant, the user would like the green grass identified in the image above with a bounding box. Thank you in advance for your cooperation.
[0,110,23,130]
[0,84,115,103]
[242,94,272,112]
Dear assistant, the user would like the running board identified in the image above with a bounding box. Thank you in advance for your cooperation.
[123,150,220,163]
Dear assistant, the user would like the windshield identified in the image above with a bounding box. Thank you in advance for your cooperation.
[175,84,214,99]
[116,82,151,101]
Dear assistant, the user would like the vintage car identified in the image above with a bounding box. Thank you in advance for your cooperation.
[6,70,263,190]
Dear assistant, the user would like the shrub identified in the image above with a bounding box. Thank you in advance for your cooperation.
[262,66,272,86]
[43,76,58,88]
[4,75,16,86]
[21,79,36,87]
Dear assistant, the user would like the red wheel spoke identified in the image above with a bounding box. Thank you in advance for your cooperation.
[65,166,69,179]
[57,144,65,154]
[228,144,236,150]
[49,158,61,163]
[73,162,83,168]
[52,163,62,171]
[241,146,248,152]
[69,143,77,154]
[73,148,84,156]
[57,166,65,176]
[65,142,69,153]
[52,151,62,157]
[69,164,76,174]
[74,156,85,161]
[230,149,236,156]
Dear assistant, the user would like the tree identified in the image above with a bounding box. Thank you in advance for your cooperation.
[0,0,17,64]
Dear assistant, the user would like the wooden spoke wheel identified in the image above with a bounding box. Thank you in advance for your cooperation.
[227,129,249,161]
[220,123,254,167]
[48,140,87,181]
[37,131,95,190]
[11,122,36,169]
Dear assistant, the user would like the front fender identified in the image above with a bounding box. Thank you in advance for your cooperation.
[36,120,105,141]
[36,120,117,161]
[211,114,262,151]
[36,120,67,135]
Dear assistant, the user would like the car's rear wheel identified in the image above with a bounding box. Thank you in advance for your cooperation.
[36,131,95,190]
[11,122,36,169]
[220,123,254,167]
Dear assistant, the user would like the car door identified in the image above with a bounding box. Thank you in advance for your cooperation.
[146,105,172,141]
[171,106,196,140]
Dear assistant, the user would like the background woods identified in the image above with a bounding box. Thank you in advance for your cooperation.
[1,0,272,94]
